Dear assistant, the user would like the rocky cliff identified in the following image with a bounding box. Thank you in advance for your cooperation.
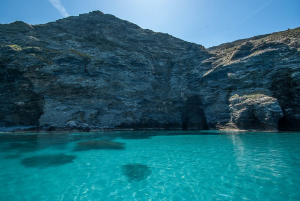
[0,11,299,131]
[204,28,300,131]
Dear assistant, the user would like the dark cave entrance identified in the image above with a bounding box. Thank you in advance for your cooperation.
[181,96,209,130]
[182,116,188,130]
[277,115,300,131]
[278,116,290,131]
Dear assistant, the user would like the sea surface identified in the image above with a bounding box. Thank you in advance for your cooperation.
[0,131,299,201]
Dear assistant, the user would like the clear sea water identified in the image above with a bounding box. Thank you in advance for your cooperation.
[0,131,300,201]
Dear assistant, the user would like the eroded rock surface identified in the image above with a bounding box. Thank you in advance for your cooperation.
[0,11,299,131]
[228,94,283,130]
[204,29,300,130]
[0,11,210,130]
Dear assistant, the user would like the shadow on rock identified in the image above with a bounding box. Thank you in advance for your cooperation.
[74,140,125,151]
[21,154,76,168]
[121,163,152,182]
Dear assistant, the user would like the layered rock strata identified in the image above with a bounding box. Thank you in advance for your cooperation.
[0,11,299,131]
[204,30,300,131]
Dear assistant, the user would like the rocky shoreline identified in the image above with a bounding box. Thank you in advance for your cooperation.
[1,11,299,132]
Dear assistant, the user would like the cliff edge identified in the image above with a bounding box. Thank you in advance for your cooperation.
[0,11,299,131]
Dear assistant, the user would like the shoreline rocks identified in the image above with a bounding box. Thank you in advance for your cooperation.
[0,11,299,131]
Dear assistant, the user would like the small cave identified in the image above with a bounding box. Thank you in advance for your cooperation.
[182,116,188,130]
[235,109,263,130]
[180,96,209,130]
[181,115,209,130]
[270,72,300,131]
[278,116,294,131]
[250,115,262,130]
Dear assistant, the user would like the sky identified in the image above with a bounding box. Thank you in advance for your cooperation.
[0,0,299,48]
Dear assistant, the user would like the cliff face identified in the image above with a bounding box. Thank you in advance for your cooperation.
[203,29,300,131]
[0,11,299,131]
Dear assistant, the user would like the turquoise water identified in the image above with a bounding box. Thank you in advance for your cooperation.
[0,131,300,201]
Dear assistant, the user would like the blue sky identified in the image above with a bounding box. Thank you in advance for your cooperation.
[0,0,299,48]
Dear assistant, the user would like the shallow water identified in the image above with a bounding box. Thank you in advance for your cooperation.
[0,131,300,200]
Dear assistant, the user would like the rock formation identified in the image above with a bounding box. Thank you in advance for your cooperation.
[0,11,299,131]
[204,30,300,131]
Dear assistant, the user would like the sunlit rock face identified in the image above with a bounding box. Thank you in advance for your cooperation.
[228,94,283,130]
[203,32,300,131]
[0,11,299,131]
[0,11,210,130]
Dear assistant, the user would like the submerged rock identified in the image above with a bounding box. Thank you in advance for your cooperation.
[119,132,152,139]
[3,154,23,159]
[121,163,152,182]
[74,140,125,151]
[21,154,76,168]
[1,142,39,153]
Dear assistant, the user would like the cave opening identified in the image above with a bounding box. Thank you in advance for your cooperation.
[182,116,188,130]
[180,95,210,130]
[278,116,289,131]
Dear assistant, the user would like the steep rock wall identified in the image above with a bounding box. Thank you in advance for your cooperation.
[0,11,299,131]
[204,30,300,131]
[0,11,210,130]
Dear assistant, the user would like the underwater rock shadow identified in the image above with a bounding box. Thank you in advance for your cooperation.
[73,140,125,151]
[0,134,72,153]
[3,154,23,159]
[115,131,234,140]
[0,142,40,153]
[21,154,76,168]
[118,132,152,140]
[121,163,152,182]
